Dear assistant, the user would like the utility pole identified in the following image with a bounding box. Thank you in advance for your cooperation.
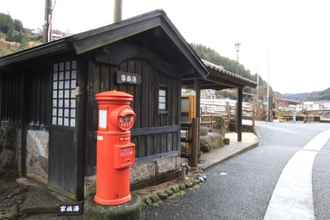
[43,0,53,43]
[114,0,122,23]
[266,49,271,121]
[235,42,241,63]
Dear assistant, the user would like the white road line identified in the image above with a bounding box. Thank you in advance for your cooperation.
[263,129,330,220]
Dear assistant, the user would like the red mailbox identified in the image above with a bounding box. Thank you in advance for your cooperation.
[94,90,136,206]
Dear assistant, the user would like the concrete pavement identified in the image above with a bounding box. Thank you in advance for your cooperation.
[144,122,330,220]
[313,138,330,220]
[199,132,259,170]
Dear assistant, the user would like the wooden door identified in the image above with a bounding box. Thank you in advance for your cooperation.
[48,61,79,197]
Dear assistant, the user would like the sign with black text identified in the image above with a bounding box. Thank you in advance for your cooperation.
[116,70,141,85]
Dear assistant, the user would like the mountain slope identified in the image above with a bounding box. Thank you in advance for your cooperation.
[284,88,330,101]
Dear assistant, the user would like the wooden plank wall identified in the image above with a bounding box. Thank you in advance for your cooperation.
[0,65,51,127]
[0,72,22,124]
[85,58,181,171]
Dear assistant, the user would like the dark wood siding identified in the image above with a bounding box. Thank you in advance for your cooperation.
[85,58,181,173]
[0,72,22,124]
[26,70,51,127]
[0,65,51,127]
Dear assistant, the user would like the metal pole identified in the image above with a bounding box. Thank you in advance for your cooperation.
[114,0,122,23]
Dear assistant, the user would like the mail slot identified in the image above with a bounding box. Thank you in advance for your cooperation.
[114,143,135,169]
[94,90,136,206]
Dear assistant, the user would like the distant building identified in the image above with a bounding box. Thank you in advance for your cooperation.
[277,98,301,112]
[302,101,330,111]
[201,89,216,99]
[51,30,67,41]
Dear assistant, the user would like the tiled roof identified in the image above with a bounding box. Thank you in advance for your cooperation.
[202,59,257,87]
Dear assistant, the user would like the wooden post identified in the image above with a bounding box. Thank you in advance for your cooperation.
[253,90,256,128]
[236,87,243,142]
[191,79,200,167]
[225,101,230,130]
[18,73,27,177]
[75,58,88,200]
[0,73,2,122]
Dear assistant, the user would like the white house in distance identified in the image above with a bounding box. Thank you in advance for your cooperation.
[301,101,330,111]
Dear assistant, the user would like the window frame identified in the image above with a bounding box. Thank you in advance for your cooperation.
[51,60,77,128]
[158,86,168,113]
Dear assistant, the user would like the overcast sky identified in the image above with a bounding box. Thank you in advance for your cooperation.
[2,0,330,93]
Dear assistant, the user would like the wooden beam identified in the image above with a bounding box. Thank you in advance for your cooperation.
[191,79,200,167]
[19,72,27,177]
[132,125,179,136]
[0,41,70,67]
[0,72,2,121]
[75,57,88,200]
[236,87,243,142]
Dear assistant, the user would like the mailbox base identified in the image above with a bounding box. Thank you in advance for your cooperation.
[85,194,143,220]
[94,194,131,206]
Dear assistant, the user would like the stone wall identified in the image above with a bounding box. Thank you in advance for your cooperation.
[26,129,49,183]
[131,155,186,186]
[0,126,20,177]
[85,155,187,197]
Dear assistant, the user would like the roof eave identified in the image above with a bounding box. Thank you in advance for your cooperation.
[0,9,209,79]
[0,40,71,68]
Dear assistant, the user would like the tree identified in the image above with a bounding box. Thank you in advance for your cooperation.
[0,13,14,34]
[14,19,23,32]
[191,43,253,80]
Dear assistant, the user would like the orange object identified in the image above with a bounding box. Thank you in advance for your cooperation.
[94,90,136,206]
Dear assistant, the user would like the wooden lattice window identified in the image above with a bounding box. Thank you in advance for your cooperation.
[51,61,77,127]
[158,87,167,111]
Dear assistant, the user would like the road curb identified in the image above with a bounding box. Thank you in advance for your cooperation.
[254,126,262,140]
[202,141,259,170]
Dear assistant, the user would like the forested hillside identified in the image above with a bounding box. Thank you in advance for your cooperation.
[191,43,254,80]
[284,88,330,101]
[0,13,42,56]
[191,43,273,101]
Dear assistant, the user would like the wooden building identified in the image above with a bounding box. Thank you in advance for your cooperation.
[181,59,256,166]
[0,10,255,200]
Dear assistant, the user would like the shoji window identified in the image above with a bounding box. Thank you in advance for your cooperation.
[51,61,77,127]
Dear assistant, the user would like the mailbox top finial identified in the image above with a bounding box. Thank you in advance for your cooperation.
[96,90,133,101]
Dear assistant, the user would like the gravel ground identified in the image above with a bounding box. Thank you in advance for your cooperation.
[0,176,82,220]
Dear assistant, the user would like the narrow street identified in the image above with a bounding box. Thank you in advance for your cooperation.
[144,122,330,220]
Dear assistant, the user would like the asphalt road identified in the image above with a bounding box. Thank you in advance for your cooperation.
[143,122,330,220]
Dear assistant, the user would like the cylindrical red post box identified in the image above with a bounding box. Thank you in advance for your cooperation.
[94,90,136,206]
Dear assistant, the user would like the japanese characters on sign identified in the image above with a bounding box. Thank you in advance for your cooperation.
[58,203,83,216]
[116,70,141,85]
